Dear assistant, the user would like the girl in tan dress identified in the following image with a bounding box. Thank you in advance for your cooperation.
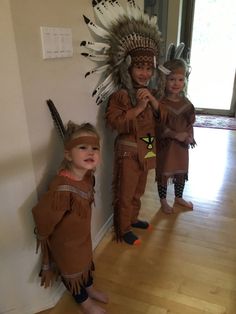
[156,59,196,214]
[32,122,108,314]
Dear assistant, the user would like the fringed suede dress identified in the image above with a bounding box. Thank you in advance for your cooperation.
[106,89,157,241]
[156,96,196,186]
[32,170,95,295]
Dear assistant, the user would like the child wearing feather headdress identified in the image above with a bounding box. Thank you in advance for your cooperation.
[106,45,164,245]
[32,121,108,314]
[156,56,196,214]
[80,0,166,245]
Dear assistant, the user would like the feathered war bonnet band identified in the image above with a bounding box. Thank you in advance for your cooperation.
[80,0,163,106]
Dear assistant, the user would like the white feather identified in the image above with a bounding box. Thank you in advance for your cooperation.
[83,15,109,38]
[127,0,137,8]
[94,0,121,23]
[96,83,117,105]
[166,43,175,61]
[158,65,171,75]
[142,13,150,24]
[96,79,115,100]
[81,52,109,62]
[80,40,110,53]
[174,42,185,59]
[109,0,126,17]
[93,2,113,28]
[126,0,141,19]
[92,73,113,96]
[96,87,116,105]
[84,64,110,78]
[150,15,158,26]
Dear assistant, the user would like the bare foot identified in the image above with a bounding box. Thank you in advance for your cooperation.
[160,199,174,214]
[86,285,109,303]
[80,297,106,314]
[175,197,193,209]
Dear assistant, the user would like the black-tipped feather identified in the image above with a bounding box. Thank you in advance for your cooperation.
[46,99,66,139]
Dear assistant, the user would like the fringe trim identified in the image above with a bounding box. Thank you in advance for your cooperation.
[70,193,92,218]
[35,238,94,293]
[112,152,138,242]
[62,262,95,295]
[112,155,125,241]
[35,235,51,254]
[52,190,70,213]
[52,190,92,218]
[156,173,188,185]
[39,262,60,288]
[56,184,93,201]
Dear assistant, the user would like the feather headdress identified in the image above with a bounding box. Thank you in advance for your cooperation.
[81,0,163,105]
[164,42,191,78]
[165,42,185,61]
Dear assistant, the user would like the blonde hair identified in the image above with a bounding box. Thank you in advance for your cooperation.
[159,58,190,98]
[60,121,100,171]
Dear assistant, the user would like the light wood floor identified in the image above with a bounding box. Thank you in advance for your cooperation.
[38,127,236,314]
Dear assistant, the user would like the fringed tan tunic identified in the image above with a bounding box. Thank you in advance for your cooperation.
[106,89,157,240]
[32,171,95,294]
[156,96,196,185]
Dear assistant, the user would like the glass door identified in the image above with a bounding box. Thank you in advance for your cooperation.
[182,0,236,116]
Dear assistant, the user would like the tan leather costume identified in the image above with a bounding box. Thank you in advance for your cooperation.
[106,89,157,240]
[32,171,95,294]
[156,97,195,184]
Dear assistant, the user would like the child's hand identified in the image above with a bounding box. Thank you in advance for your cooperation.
[136,88,159,110]
[136,88,152,101]
[134,88,149,115]
[136,89,150,105]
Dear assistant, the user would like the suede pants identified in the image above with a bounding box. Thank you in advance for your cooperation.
[115,157,148,236]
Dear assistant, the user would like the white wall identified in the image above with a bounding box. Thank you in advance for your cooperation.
[0,0,148,312]
[0,1,63,313]
[0,0,114,313]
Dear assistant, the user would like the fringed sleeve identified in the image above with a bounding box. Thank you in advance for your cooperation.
[158,101,169,124]
[185,99,196,147]
[32,189,70,288]
[157,102,177,139]
[106,89,137,133]
[32,190,70,239]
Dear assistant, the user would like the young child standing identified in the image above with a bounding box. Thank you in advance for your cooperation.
[106,51,161,245]
[80,0,166,245]
[32,121,108,314]
[156,58,196,213]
